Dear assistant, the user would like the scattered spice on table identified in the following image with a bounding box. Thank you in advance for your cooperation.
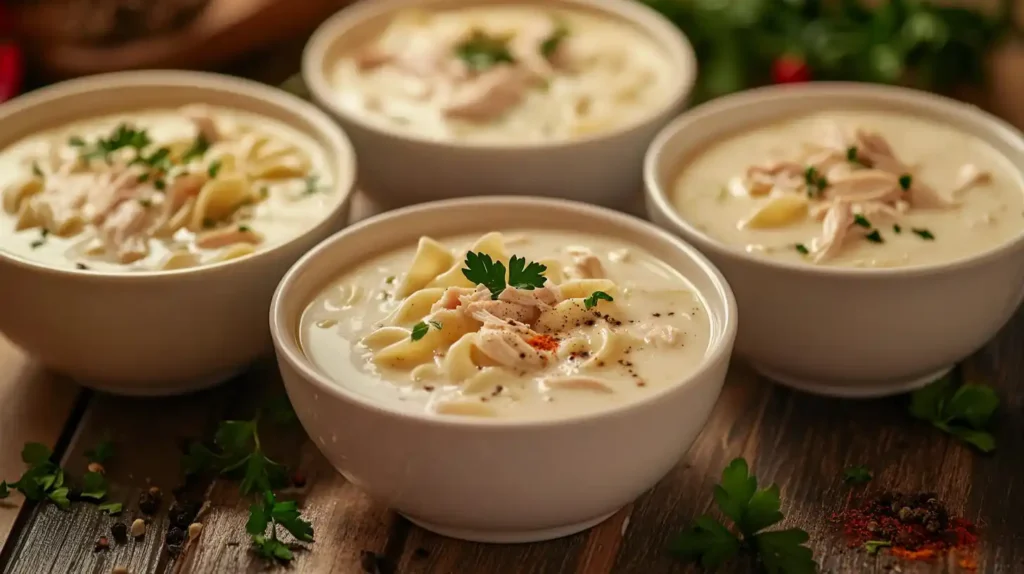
[835,491,978,568]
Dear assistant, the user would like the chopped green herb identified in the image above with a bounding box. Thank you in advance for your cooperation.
[30,230,47,249]
[507,255,547,291]
[85,438,115,464]
[260,186,269,199]
[803,166,828,195]
[864,540,892,555]
[846,146,858,162]
[454,29,516,72]
[68,136,86,148]
[583,291,614,309]
[410,321,430,341]
[248,491,313,563]
[0,481,8,499]
[864,230,883,243]
[898,174,912,190]
[137,172,150,183]
[385,276,395,284]
[238,224,251,233]
[912,228,935,240]
[80,471,107,501]
[154,179,166,191]
[670,458,815,573]
[852,214,871,228]
[303,175,320,195]
[208,159,223,178]
[842,465,872,485]
[79,123,153,163]
[180,134,210,163]
[429,320,443,330]
[910,374,998,452]
[0,441,108,511]
[794,243,809,255]
[138,198,152,208]
[31,161,43,178]
[539,21,569,59]
[893,224,902,234]
[98,502,123,515]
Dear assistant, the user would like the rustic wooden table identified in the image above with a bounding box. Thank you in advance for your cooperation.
[1,38,1023,574]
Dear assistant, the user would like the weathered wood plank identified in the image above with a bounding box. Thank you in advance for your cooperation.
[0,335,83,547]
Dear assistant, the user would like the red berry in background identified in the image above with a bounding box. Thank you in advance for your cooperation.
[772,55,811,84]
[0,3,23,103]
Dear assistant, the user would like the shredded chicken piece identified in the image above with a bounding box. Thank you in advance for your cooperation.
[443,66,534,122]
[99,200,152,263]
[952,164,992,195]
[641,324,684,347]
[182,105,221,143]
[475,325,547,369]
[812,202,853,263]
[569,253,606,279]
[825,170,901,204]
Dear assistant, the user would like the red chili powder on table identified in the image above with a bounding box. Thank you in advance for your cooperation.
[835,491,979,569]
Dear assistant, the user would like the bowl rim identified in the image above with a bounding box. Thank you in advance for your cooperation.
[301,0,698,151]
[0,69,357,283]
[644,81,1024,279]
[270,195,738,430]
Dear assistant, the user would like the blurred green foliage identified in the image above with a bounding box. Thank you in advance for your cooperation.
[641,0,1015,102]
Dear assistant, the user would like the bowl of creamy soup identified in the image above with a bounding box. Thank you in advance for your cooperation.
[271,196,736,542]
[302,0,695,208]
[645,83,1024,398]
[0,70,356,395]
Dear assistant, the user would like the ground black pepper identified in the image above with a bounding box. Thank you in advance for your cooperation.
[138,490,160,514]
[165,526,186,546]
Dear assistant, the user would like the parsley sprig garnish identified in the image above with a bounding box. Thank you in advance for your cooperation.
[671,458,815,573]
[583,291,613,309]
[454,29,516,72]
[910,374,998,452]
[461,252,547,299]
[540,21,569,59]
[78,123,152,163]
[0,439,114,511]
[410,320,442,341]
[182,397,312,562]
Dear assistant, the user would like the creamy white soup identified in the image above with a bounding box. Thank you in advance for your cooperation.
[330,6,674,143]
[0,106,336,272]
[672,111,1024,268]
[300,231,711,420]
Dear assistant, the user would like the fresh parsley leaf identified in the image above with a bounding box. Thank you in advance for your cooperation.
[85,438,114,464]
[247,498,271,535]
[98,502,123,515]
[893,224,902,234]
[846,146,858,162]
[68,135,86,147]
[671,458,816,572]
[253,535,294,561]
[864,540,892,555]
[912,228,935,240]
[842,465,872,485]
[180,134,210,163]
[248,491,313,563]
[429,320,443,330]
[910,375,998,452]
[540,21,569,59]
[410,322,430,341]
[755,529,816,574]
[583,291,614,309]
[47,487,70,510]
[0,481,9,499]
[264,395,298,426]
[852,214,871,228]
[455,29,516,72]
[31,161,43,178]
[507,255,547,290]
[271,498,315,542]
[898,174,912,190]
[80,471,107,500]
[794,243,809,255]
[462,251,507,299]
[22,443,52,466]
[208,159,223,178]
[864,230,883,243]
[670,515,741,568]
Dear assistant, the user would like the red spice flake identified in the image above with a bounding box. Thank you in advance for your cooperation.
[527,334,559,352]
[836,491,978,569]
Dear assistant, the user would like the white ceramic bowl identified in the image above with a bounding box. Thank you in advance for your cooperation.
[302,0,696,209]
[271,196,736,543]
[645,83,1024,398]
[0,71,357,396]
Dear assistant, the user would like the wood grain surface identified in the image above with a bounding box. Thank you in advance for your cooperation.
[2,32,1024,574]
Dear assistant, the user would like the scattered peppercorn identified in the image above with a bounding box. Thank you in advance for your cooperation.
[138,490,159,515]
[111,521,128,543]
[130,518,146,538]
[187,522,203,540]
[165,526,186,546]
[94,536,110,552]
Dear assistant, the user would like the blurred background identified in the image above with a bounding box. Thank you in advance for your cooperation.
[2,0,1024,124]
